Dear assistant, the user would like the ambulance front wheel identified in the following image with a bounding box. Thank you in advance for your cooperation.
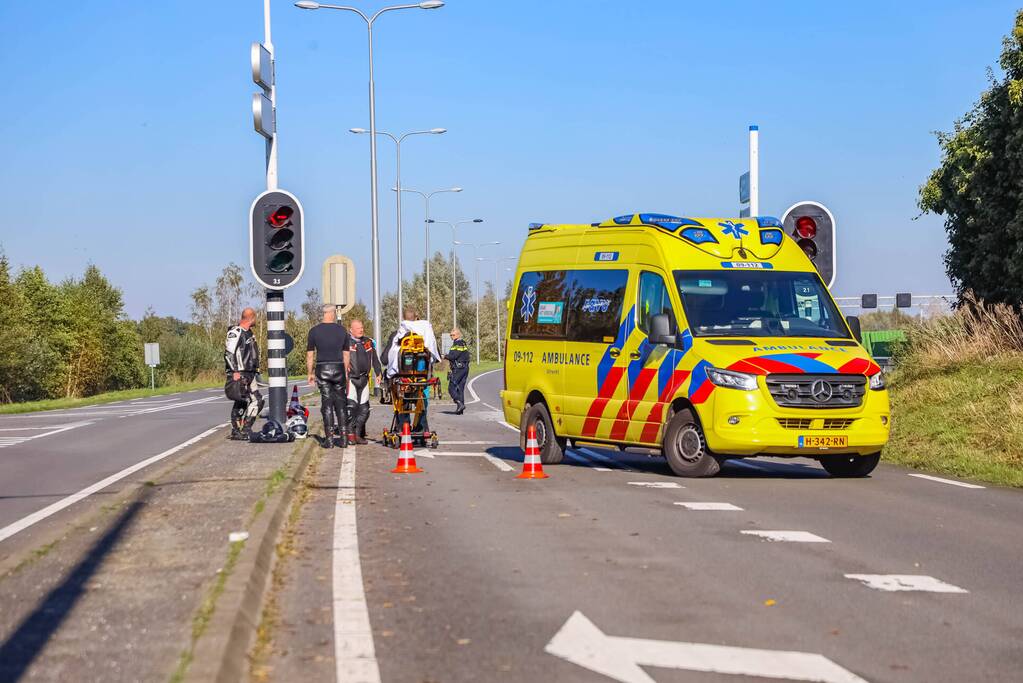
[520,402,565,465]
[663,408,720,477]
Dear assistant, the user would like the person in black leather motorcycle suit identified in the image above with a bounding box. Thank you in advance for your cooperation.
[345,319,382,444]
[225,308,264,440]
[306,305,351,449]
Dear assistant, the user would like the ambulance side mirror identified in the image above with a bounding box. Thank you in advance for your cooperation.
[846,315,863,343]
[650,314,677,345]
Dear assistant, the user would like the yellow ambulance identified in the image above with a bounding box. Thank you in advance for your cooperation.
[500,213,890,477]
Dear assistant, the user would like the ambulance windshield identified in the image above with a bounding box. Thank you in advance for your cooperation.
[675,270,850,338]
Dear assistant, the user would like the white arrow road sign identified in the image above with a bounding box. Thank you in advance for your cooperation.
[545,611,868,683]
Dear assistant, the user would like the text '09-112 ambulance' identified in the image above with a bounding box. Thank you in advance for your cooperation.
[501,213,890,478]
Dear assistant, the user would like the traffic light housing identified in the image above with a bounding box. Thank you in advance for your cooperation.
[250,189,304,290]
[781,201,836,288]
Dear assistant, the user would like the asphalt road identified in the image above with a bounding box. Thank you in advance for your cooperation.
[0,380,311,559]
[344,369,1023,683]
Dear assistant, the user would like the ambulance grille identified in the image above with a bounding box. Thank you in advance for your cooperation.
[765,374,867,409]
[821,418,857,430]
[776,418,812,430]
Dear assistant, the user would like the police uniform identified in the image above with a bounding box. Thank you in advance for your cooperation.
[445,338,470,414]
[346,334,382,443]
[225,325,264,439]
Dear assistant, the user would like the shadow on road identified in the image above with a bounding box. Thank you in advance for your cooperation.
[0,496,146,681]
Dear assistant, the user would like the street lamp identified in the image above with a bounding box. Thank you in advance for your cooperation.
[455,240,500,364]
[428,218,483,329]
[295,0,445,345]
[397,186,462,321]
[351,127,445,315]
[477,256,517,363]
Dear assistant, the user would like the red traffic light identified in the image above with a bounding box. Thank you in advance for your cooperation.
[794,215,817,239]
[268,206,294,228]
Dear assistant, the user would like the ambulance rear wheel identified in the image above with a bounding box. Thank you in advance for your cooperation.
[663,408,720,477]
[820,452,880,477]
[521,402,565,465]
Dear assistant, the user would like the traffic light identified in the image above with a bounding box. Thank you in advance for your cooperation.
[250,189,305,290]
[781,201,836,288]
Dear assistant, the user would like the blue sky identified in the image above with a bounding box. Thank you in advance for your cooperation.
[1,1,1017,318]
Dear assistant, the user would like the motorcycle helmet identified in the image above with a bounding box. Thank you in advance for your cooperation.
[286,415,308,439]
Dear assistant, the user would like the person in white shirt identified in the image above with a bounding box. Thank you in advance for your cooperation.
[385,307,441,376]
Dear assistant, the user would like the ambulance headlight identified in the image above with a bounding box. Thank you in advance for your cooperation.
[869,371,886,391]
[706,368,758,391]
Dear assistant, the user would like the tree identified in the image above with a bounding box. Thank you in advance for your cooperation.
[920,10,1023,305]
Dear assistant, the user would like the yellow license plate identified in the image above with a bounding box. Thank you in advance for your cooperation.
[798,435,848,449]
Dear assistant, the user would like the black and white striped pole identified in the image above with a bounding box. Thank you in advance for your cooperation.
[251,1,304,427]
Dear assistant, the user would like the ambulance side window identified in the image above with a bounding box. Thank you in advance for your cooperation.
[637,271,676,335]
[510,271,569,339]
[565,269,628,343]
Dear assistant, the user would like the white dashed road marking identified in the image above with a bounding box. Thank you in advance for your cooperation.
[578,448,636,472]
[0,421,94,449]
[674,502,744,511]
[334,446,381,683]
[741,530,831,543]
[628,481,683,489]
[907,473,985,489]
[566,451,612,471]
[845,574,968,593]
[412,450,514,472]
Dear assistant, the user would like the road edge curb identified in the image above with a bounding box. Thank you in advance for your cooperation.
[186,436,317,683]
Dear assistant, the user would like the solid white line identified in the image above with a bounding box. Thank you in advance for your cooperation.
[674,502,744,511]
[441,440,495,445]
[482,453,515,472]
[628,481,683,489]
[334,446,381,683]
[121,395,220,417]
[0,421,94,448]
[464,368,501,405]
[845,574,968,593]
[565,451,612,471]
[741,530,831,543]
[726,459,772,472]
[411,450,515,472]
[0,424,225,544]
[907,473,985,489]
[579,447,636,472]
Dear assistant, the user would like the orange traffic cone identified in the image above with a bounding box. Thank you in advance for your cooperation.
[517,424,549,479]
[391,422,424,474]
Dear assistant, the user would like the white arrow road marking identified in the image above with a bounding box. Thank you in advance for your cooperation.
[0,424,224,544]
[545,611,868,683]
[741,530,831,543]
[845,574,968,593]
[334,446,382,683]
[907,473,985,489]
[674,502,744,511]
[627,481,682,489]
[0,421,94,449]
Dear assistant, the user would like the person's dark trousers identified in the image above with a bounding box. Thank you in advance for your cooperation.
[316,363,349,448]
[449,367,468,413]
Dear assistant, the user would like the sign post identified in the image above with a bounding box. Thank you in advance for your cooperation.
[322,255,357,317]
[144,343,160,390]
[738,125,759,217]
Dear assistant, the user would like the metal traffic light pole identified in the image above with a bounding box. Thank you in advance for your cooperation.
[262,0,286,426]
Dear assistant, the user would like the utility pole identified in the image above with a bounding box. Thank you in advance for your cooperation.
[749,125,759,216]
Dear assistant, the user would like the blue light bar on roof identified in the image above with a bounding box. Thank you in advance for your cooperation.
[756,216,783,228]
[680,227,718,245]
[528,223,545,231]
[759,229,784,245]
[637,213,705,232]
[612,215,634,225]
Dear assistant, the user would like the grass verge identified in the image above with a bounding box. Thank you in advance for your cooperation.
[886,355,1023,487]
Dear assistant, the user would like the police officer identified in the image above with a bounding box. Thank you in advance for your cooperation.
[345,318,382,444]
[225,307,264,440]
[306,305,351,448]
[445,327,470,415]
